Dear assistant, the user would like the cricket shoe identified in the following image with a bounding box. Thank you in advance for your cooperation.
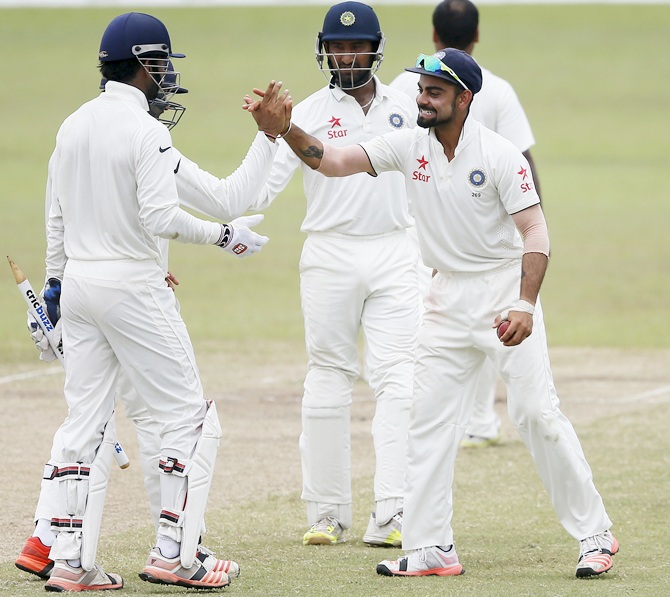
[139,547,230,589]
[45,561,123,592]
[303,516,345,545]
[15,536,54,579]
[575,530,619,578]
[363,511,403,547]
[197,544,240,579]
[460,433,501,448]
[377,545,464,577]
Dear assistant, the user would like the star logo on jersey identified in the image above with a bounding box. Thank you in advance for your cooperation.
[412,155,431,183]
[517,165,534,193]
[327,116,348,139]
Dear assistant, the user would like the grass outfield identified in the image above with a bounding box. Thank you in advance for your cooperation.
[1,4,669,596]
[1,4,669,355]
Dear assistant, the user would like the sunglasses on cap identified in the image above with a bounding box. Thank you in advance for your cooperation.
[415,54,469,91]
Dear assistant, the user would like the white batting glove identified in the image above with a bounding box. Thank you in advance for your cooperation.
[214,214,269,258]
[27,313,62,362]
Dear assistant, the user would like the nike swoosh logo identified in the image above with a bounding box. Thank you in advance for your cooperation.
[173,159,181,175]
[159,146,171,153]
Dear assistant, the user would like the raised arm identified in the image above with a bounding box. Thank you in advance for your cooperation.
[281,124,374,177]
[243,82,374,177]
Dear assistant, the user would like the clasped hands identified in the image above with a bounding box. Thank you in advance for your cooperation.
[242,80,292,141]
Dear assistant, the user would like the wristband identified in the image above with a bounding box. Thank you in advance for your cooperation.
[277,121,292,138]
[263,121,292,142]
[215,223,233,248]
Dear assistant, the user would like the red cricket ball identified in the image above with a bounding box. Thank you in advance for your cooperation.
[497,320,510,339]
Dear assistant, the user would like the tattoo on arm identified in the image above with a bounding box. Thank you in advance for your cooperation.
[301,145,323,160]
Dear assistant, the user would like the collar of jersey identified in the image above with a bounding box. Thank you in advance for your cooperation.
[427,115,479,158]
[102,80,150,112]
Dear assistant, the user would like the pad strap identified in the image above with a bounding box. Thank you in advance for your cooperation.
[159,455,191,476]
[159,508,185,527]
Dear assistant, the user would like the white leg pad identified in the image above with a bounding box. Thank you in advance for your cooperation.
[375,497,403,526]
[180,400,221,568]
[49,421,115,568]
[80,422,115,571]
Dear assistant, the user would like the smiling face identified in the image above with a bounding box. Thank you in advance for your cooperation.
[415,74,472,129]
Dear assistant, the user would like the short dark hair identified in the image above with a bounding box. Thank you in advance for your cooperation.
[432,0,479,50]
[99,58,141,84]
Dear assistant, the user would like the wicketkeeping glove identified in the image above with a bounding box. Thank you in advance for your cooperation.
[27,277,62,362]
[214,214,269,258]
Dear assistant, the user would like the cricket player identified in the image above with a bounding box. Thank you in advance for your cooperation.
[390,0,543,448]
[17,71,286,587]
[31,12,289,592]
[245,2,420,547]
[249,48,617,578]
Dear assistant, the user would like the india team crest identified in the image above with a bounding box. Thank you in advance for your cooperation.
[340,11,355,26]
[388,113,405,129]
[468,168,487,189]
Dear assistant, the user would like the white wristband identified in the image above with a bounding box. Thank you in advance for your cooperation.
[512,299,535,315]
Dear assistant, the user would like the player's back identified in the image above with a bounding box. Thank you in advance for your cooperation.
[54,82,172,265]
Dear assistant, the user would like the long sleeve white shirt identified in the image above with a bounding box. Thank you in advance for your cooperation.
[46,82,221,280]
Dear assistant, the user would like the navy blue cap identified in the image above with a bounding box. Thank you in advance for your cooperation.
[99,12,184,62]
[405,48,482,94]
[320,1,382,42]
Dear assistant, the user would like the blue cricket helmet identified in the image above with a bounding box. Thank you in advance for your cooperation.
[319,1,383,44]
[316,2,386,90]
[98,12,185,62]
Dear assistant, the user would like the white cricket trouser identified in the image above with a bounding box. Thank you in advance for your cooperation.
[411,225,501,440]
[402,260,612,550]
[49,261,208,559]
[299,230,419,528]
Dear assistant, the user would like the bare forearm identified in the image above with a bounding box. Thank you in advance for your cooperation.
[520,252,548,305]
[282,123,325,170]
[283,124,373,176]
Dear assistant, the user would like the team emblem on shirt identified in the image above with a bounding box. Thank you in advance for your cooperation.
[340,11,355,26]
[468,168,487,189]
[388,113,404,129]
[327,115,347,139]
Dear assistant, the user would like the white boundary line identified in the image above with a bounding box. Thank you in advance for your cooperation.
[608,384,670,404]
[0,366,62,385]
[1,364,668,408]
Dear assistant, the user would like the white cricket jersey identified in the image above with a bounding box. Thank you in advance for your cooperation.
[389,65,535,152]
[252,76,417,235]
[172,132,278,221]
[360,117,540,273]
[46,81,221,280]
